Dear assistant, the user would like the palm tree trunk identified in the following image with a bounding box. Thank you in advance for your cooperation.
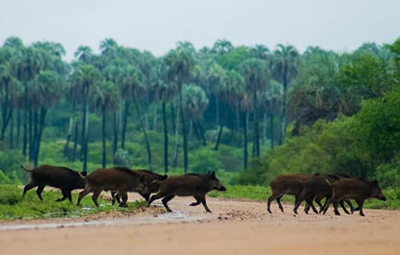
[280,67,287,145]
[17,110,20,148]
[133,95,152,169]
[28,109,33,162]
[1,80,10,141]
[33,110,38,164]
[192,121,201,142]
[102,105,106,168]
[9,109,14,148]
[253,89,260,156]
[170,103,176,135]
[270,106,274,149]
[243,112,248,169]
[263,112,267,145]
[172,105,180,168]
[81,85,87,165]
[162,101,168,174]
[113,110,118,164]
[153,104,158,130]
[34,107,46,167]
[215,94,220,125]
[83,103,89,173]
[72,122,79,162]
[23,85,28,157]
[121,100,129,149]
[236,103,240,132]
[196,120,206,146]
[178,86,188,173]
[214,123,224,151]
[64,101,75,157]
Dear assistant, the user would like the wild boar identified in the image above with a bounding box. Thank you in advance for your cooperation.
[267,174,311,214]
[111,169,167,205]
[21,165,86,202]
[323,178,386,216]
[293,174,354,214]
[147,171,227,213]
[76,167,147,207]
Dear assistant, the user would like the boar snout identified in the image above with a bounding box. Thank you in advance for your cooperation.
[219,185,227,191]
[380,195,387,201]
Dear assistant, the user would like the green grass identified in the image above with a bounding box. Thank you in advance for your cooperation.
[0,185,147,221]
[208,185,400,210]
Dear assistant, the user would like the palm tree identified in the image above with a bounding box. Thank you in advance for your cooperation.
[207,63,226,125]
[91,80,120,168]
[120,65,153,169]
[30,70,63,166]
[214,70,244,150]
[212,39,233,55]
[74,46,95,64]
[182,84,209,131]
[240,93,252,168]
[241,59,270,157]
[271,44,299,144]
[165,44,194,173]
[152,63,177,174]
[259,80,282,148]
[70,64,101,173]
[250,44,270,60]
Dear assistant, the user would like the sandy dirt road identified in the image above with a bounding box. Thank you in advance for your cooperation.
[0,195,399,255]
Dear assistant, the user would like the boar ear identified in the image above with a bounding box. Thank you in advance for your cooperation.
[372,180,378,185]
[211,171,215,177]
[207,171,211,175]
[163,175,168,180]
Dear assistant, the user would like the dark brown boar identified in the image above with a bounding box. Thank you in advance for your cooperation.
[293,174,354,215]
[76,167,147,207]
[147,171,227,213]
[111,169,167,204]
[21,165,86,202]
[323,178,386,216]
[267,174,311,214]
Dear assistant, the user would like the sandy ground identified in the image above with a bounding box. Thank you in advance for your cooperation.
[0,194,399,255]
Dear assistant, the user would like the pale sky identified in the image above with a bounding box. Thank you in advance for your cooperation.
[1,0,399,61]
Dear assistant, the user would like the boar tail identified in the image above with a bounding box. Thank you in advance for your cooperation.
[21,165,34,172]
[325,179,337,186]
[78,172,87,180]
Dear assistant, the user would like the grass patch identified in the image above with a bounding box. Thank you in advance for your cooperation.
[0,185,147,221]
[208,185,400,210]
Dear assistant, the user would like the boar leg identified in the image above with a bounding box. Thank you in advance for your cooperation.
[315,197,323,209]
[77,188,91,206]
[276,195,284,212]
[161,195,175,212]
[339,200,351,214]
[190,197,201,206]
[355,199,365,217]
[22,182,38,198]
[306,198,319,214]
[333,201,341,216]
[111,191,117,205]
[139,192,150,202]
[56,190,69,202]
[36,185,45,201]
[118,192,128,207]
[91,190,102,207]
[148,192,167,206]
[199,195,212,213]
[267,192,283,214]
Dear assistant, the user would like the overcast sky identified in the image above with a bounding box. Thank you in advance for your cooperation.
[1,0,399,61]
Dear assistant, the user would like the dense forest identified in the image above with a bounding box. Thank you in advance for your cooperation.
[0,36,399,189]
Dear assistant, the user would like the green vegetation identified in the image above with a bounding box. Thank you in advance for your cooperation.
[1,36,400,219]
[0,185,147,220]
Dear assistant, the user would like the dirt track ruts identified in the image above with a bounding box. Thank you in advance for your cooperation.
[0,194,399,255]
